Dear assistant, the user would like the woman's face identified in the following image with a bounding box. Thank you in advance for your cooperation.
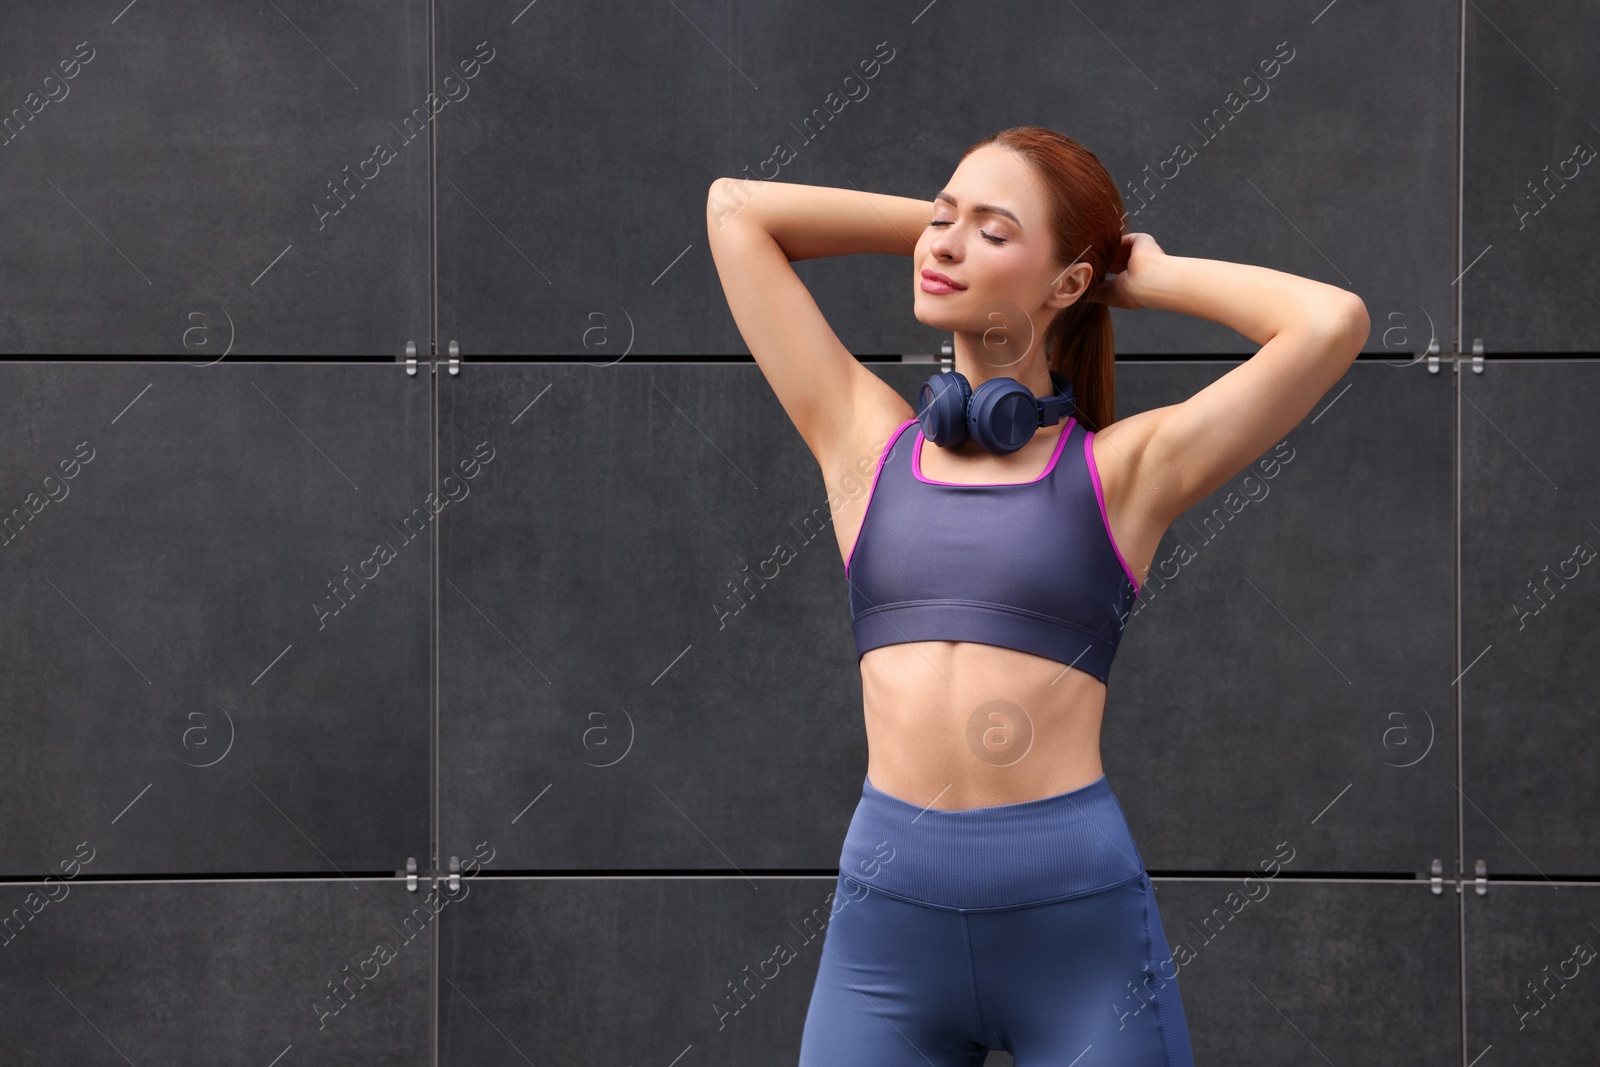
[913,144,1089,371]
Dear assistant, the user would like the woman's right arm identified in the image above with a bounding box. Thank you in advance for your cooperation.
[705,179,929,465]
[708,178,928,260]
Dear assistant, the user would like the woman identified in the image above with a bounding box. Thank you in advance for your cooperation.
[705,126,1367,1066]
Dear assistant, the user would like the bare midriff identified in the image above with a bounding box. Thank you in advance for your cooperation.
[858,641,1108,811]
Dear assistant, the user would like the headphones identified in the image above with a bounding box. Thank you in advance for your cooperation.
[917,368,1078,455]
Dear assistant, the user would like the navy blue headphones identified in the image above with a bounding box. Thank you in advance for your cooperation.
[917,368,1078,455]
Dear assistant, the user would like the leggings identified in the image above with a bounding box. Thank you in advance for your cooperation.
[799,773,1194,1066]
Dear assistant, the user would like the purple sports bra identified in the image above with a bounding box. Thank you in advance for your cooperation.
[846,416,1141,684]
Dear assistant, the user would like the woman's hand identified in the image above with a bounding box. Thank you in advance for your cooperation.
[1092,232,1165,311]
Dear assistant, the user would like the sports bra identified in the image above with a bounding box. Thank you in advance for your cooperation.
[845,416,1141,684]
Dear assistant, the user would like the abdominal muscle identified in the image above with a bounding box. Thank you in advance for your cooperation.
[858,640,1108,811]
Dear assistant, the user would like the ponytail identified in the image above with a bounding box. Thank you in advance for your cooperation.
[1046,297,1116,433]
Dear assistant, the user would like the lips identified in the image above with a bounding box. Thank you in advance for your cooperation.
[921,269,966,291]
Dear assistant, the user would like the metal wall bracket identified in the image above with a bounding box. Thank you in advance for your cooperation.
[406,856,419,892]
[398,340,462,375]
[448,856,461,893]
[1430,858,1444,895]
[1475,859,1488,895]
[1421,338,1490,375]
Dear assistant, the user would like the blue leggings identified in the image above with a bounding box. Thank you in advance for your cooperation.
[799,773,1194,1066]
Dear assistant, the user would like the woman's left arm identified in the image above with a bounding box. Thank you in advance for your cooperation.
[1100,235,1369,525]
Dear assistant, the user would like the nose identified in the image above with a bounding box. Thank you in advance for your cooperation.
[927,223,960,261]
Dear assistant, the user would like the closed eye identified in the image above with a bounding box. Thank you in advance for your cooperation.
[929,220,1006,245]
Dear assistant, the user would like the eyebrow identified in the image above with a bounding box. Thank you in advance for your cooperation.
[934,190,1022,227]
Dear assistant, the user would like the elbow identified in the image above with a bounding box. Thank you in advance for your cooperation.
[1340,295,1370,357]
[705,178,728,229]
[706,177,758,237]
[1319,295,1369,361]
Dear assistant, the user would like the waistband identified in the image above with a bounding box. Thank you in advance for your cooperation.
[838,773,1147,912]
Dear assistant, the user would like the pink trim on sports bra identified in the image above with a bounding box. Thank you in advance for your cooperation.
[912,418,1074,487]
[1083,430,1142,597]
[844,417,919,580]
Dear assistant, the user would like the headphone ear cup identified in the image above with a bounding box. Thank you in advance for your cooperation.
[968,376,1038,455]
[918,371,972,448]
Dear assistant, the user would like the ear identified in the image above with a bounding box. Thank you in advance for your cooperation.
[1044,260,1094,310]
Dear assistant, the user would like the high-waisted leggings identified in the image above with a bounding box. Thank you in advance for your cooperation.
[799,773,1194,1066]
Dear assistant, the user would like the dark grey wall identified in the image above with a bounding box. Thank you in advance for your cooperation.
[3,1,1598,1065]
[0,2,430,356]
[3,0,1554,359]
